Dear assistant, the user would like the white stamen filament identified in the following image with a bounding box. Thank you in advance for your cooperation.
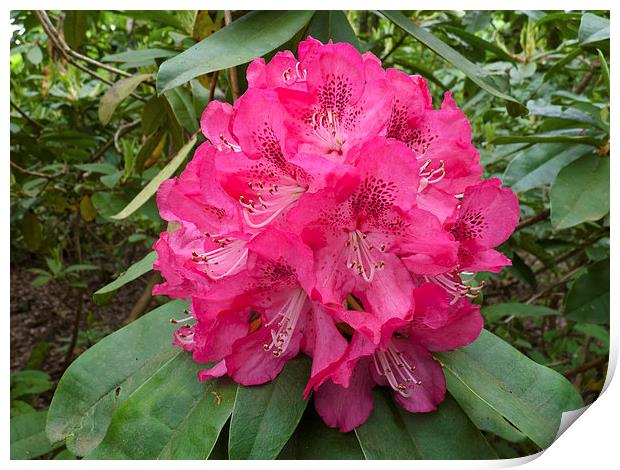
[263,289,307,357]
[345,230,385,283]
[192,238,248,280]
[373,344,421,398]
[240,179,306,229]
[418,159,446,191]
[282,61,307,83]
[426,271,484,304]
[311,110,342,149]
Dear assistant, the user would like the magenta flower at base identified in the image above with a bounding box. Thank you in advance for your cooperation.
[152,36,519,433]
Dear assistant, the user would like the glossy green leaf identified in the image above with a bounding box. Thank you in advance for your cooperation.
[141,96,168,135]
[380,10,526,116]
[98,73,151,125]
[93,251,157,304]
[103,48,177,65]
[117,11,192,33]
[482,303,559,323]
[550,155,610,229]
[157,11,314,93]
[46,300,188,456]
[63,11,89,49]
[597,49,610,96]
[578,13,609,49]
[493,134,603,147]
[305,11,361,51]
[229,356,311,460]
[26,45,43,65]
[11,370,53,399]
[88,353,236,459]
[444,370,525,443]
[165,87,199,132]
[436,329,583,449]
[565,259,609,324]
[11,411,62,460]
[111,135,197,219]
[355,390,497,459]
[503,143,592,193]
[278,405,364,459]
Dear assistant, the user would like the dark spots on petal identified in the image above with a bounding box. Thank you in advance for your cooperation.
[451,210,488,241]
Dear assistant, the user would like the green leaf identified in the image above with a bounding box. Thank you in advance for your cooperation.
[46,300,188,456]
[436,329,583,449]
[93,251,157,304]
[355,390,497,459]
[380,10,526,116]
[578,13,609,49]
[53,449,78,460]
[493,134,603,147]
[278,405,365,459]
[63,11,89,49]
[597,49,610,96]
[305,11,361,51]
[103,48,177,64]
[229,356,311,459]
[11,370,53,399]
[550,155,610,229]
[544,48,582,82]
[98,73,151,125]
[482,303,559,323]
[117,10,192,34]
[111,135,197,220]
[157,11,314,93]
[26,45,43,65]
[11,411,62,460]
[141,96,168,135]
[444,370,525,443]
[565,259,609,324]
[19,210,43,251]
[64,263,99,274]
[503,143,592,193]
[87,353,236,459]
[164,87,199,132]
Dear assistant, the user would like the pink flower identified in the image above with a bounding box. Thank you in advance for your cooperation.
[153,36,519,433]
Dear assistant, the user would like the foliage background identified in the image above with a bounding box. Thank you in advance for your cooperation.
[10,9,609,460]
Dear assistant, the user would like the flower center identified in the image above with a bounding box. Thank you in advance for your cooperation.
[372,343,422,398]
[311,110,343,150]
[418,159,445,191]
[425,271,484,304]
[262,288,307,357]
[191,237,248,280]
[240,177,306,228]
[345,230,385,283]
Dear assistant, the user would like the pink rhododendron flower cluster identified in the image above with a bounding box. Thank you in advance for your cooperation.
[153,37,520,432]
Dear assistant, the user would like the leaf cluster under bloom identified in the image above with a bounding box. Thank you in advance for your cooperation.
[153,37,520,432]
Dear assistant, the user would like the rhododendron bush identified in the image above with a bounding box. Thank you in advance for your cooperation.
[35,10,607,461]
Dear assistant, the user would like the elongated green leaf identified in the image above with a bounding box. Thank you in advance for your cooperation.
[229,356,311,459]
[482,303,559,323]
[102,48,177,64]
[46,300,188,456]
[93,251,157,304]
[305,11,361,51]
[544,48,581,81]
[436,329,583,449]
[111,135,197,220]
[597,49,610,96]
[157,11,314,93]
[117,10,192,33]
[12,411,62,460]
[278,405,364,459]
[87,353,236,459]
[565,259,609,324]
[355,390,497,459]
[493,134,603,147]
[98,73,151,125]
[503,143,591,193]
[578,13,609,49]
[444,370,525,443]
[63,11,89,49]
[550,155,610,229]
[165,87,199,132]
[380,10,526,116]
